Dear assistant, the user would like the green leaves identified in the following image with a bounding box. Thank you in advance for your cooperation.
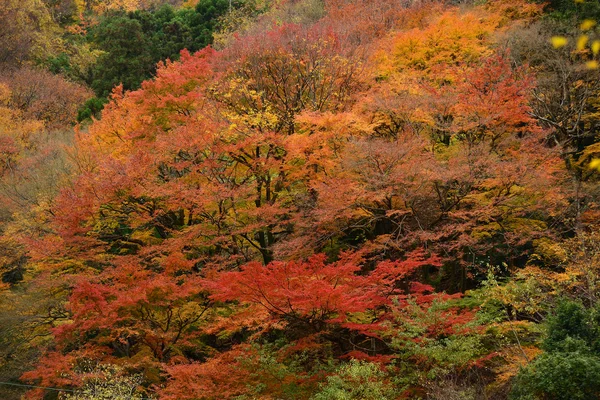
[88,2,233,98]
[511,300,600,399]
[312,360,398,400]
[511,351,600,400]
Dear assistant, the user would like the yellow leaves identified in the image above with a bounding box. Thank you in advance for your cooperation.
[214,77,280,132]
[578,142,600,171]
[72,0,86,15]
[577,35,589,51]
[1,0,63,61]
[389,10,498,77]
[531,238,568,266]
[581,19,597,31]
[471,218,547,244]
[493,344,542,384]
[481,265,574,317]
[551,33,600,69]
[551,36,569,48]
[67,43,103,80]
[550,32,600,68]
[0,84,10,106]
[379,3,526,79]
[0,86,44,153]
[182,0,200,7]
[89,0,141,14]
[551,10,600,69]
[225,106,279,134]
[130,229,162,246]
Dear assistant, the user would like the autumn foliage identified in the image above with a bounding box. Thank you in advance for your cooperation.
[2,0,600,399]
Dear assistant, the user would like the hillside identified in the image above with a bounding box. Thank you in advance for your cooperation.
[1,0,600,399]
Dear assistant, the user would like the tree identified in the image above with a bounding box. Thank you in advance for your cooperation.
[312,360,398,400]
[215,22,365,135]
[89,12,154,97]
[1,67,91,129]
[511,300,600,400]
[88,2,236,97]
[292,8,567,289]
[208,252,438,335]
[0,0,61,67]
[511,351,600,400]
[12,1,587,399]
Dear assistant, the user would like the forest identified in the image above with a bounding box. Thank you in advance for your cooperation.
[1,0,600,398]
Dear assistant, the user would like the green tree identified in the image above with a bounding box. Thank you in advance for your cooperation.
[88,1,236,98]
[312,361,398,400]
[511,350,600,400]
[511,300,600,399]
[547,0,600,20]
[89,13,153,97]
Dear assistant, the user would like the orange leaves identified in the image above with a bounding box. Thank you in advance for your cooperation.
[289,132,438,256]
[161,344,309,400]
[21,351,81,389]
[216,23,365,135]
[484,0,544,22]
[323,2,567,270]
[160,347,255,400]
[47,36,361,267]
[450,53,539,146]
[13,0,580,398]
[84,51,215,155]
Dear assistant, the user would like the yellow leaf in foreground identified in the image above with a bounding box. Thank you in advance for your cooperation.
[551,36,568,48]
[581,19,597,31]
[577,35,589,51]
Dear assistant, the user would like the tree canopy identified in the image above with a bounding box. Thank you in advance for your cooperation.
[2,0,600,399]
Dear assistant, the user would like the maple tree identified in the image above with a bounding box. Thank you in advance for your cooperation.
[215,22,365,135]
[288,6,569,292]
[158,250,478,399]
